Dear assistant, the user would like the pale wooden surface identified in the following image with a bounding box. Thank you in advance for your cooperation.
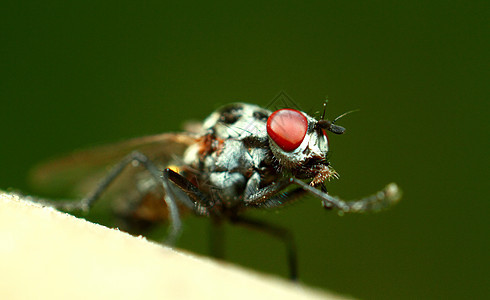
[0,192,352,300]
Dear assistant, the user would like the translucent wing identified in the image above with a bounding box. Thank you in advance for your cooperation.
[29,133,196,198]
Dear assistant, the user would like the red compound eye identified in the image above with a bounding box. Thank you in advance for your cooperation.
[267,108,308,152]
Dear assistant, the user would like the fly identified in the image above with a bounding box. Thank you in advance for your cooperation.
[28,102,401,280]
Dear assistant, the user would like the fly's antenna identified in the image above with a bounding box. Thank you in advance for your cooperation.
[317,107,359,135]
[317,119,345,135]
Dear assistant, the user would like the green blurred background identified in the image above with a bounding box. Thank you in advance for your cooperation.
[1,1,488,299]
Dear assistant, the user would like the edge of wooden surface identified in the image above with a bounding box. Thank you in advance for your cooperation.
[0,192,352,300]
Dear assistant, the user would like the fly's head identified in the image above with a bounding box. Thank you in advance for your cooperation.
[266,108,345,186]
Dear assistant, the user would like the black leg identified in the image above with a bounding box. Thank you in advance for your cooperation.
[250,187,308,209]
[162,168,212,215]
[30,151,184,245]
[242,173,306,208]
[35,151,163,211]
[230,215,298,280]
[162,169,231,260]
[209,217,225,259]
[243,176,292,206]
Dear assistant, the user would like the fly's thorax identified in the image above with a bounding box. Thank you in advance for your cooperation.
[179,103,278,207]
[182,103,271,170]
[207,139,253,172]
[203,103,270,140]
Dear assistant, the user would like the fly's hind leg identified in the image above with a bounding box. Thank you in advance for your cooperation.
[29,151,184,245]
[230,215,298,281]
[209,217,225,260]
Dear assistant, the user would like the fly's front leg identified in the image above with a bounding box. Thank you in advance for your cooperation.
[163,168,212,215]
[162,168,218,244]
[240,174,303,279]
[292,178,402,213]
[243,173,292,206]
[242,173,308,209]
[164,168,225,260]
